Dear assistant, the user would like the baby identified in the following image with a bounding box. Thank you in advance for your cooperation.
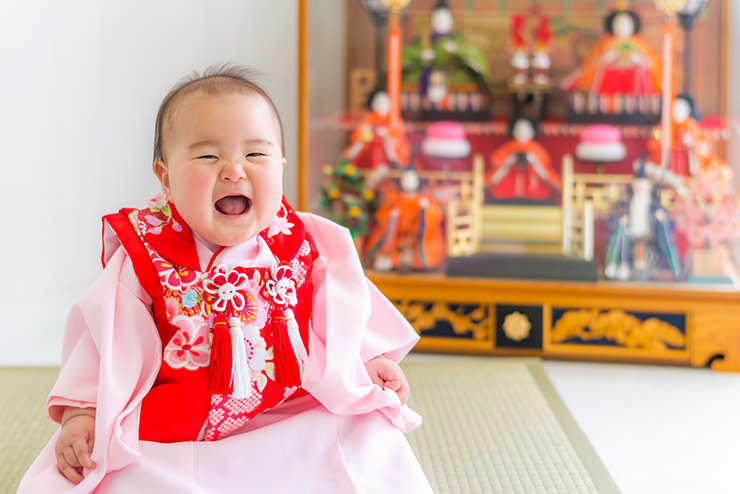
[18,65,432,493]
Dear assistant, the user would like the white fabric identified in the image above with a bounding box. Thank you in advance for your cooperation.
[18,212,431,493]
[575,142,627,162]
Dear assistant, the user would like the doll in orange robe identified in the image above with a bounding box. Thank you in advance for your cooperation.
[561,8,662,111]
[644,94,709,182]
[342,90,411,169]
[363,169,445,271]
[486,116,561,202]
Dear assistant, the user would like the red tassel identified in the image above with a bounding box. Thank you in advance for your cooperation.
[272,309,301,388]
[209,313,233,394]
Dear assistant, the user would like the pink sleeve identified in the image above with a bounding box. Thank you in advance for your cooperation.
[47,248,153,422]
[298,213,421,432]
[19,247,161,493]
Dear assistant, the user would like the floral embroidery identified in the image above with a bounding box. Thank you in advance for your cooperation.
[147,190,168,209]
[242,324,269,375]
[182,289,199,308]
[268,215,293,237]
[239,278,269,328]
[164,315,210,370]
[203,265,249,313]
[152,256,199,290]
[129,195,182,236]
[165,298,180,320]
[267,204,293,238]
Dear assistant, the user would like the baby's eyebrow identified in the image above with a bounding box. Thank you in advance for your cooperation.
[186,138,276,150]
[187,140,217,150]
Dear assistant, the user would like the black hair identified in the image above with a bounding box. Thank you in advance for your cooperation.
[153,63,285,162]
[604,10,641,35]
[675,92,701,121]
[365,85,390,110]
[507,115,539,140]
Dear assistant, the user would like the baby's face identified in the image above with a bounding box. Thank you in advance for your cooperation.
[155,91,285,247]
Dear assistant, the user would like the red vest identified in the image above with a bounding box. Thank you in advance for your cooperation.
[104,194,317,443]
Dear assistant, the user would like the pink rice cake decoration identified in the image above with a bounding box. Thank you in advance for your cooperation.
[425,121,467,140]
[580,124,622,143]
[423,121,471,159]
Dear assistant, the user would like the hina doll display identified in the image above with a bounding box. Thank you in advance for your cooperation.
[509,15,529,87]
[531,16,553,86]
[562,6,663,123]
[342,89,411,169]
[485,115,562,203]
[644,93,705,179]
[604,161,683,281]
[400,0,491,120]
[363,169,446,271]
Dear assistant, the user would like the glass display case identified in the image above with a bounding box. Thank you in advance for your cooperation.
[298,0,740,372]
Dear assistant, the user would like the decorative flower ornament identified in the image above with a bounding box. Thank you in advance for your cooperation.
[263,261,310,387]
[263,263,297,307]
[204,265,249,312]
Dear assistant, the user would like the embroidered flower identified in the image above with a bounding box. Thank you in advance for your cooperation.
[153,257,199,290]
[262,263,297,307]
[182,289,199,308]
[239,278,269,329]
[164,315,210,370]
[267,215,294,237]
[147,190,168,209]
[203,265,249,313]
[242,324,269,374]
[165,297,181,320]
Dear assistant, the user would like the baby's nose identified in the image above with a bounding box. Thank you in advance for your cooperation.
[221,160,247,181]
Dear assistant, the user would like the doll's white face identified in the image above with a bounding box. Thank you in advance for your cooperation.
[431,8,453,35]
[632,177,652,196]
[512,120,535,144]
[371,91,391,116]
[673,98,692,123]
[613,13,635,39]
[400,169,420,193]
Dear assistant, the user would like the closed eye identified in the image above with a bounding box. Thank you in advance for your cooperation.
[247,152,265,157]
[197,155,218,160]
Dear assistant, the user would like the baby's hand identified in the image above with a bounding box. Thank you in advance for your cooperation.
[365,356,410,405]
[55,407,97,484]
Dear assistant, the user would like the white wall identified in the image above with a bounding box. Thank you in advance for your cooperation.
[0,0,298,365]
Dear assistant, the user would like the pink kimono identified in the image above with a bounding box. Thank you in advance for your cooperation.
[17,197,432,493]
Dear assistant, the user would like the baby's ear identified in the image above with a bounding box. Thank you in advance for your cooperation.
[153,160,170,192]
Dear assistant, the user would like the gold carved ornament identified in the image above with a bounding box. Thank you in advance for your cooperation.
[394,300,489,341]
[502,312,531,342]
[551,309,685,350]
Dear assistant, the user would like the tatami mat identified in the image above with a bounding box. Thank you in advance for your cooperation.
[0,367,59,494]
[401,357,621,494]
[1,358,619,494]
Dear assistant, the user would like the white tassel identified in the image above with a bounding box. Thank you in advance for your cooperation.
[228,317,252,399]
[284,309,311,381]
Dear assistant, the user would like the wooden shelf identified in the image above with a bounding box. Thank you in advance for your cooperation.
[368,271,740,371]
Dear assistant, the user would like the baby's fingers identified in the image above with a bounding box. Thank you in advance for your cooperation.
[396,381,410,405]
[383,378,401,392]
[72,437,96,470]
[57,454,84,484]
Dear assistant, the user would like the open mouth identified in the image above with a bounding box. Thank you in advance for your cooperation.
[214,195,251,216]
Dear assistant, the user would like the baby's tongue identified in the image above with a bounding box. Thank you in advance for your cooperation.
[215,196,249,215]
